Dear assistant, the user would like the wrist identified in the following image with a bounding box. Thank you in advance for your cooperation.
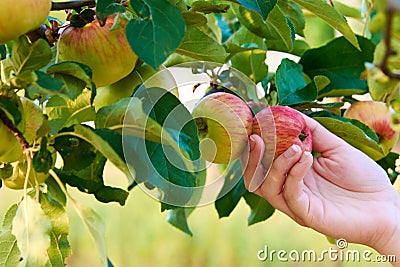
[373,194,400,265]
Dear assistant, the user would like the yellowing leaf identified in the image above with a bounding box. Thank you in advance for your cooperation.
[12,196,52,267]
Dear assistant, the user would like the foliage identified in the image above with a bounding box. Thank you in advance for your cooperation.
[0,0,399,266]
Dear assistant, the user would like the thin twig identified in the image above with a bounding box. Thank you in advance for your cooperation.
[378,8,400,79]
[51,0,96,11]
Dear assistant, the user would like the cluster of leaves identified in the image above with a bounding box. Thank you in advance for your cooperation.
[0,0,399,266]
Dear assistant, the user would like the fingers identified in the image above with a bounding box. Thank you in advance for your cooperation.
[257,145,302,206]
[241,134,265,192]
[254,146,313,225]
[282,151,314,218]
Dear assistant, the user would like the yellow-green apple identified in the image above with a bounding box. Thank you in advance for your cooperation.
[253,106,312,165]
[2,160,49,190]
[58,15,138,87]
[344,101,399,154]
[192,92,253,164]
[0,120,23,163]
[94,64,157,111]
[0,0,51,44]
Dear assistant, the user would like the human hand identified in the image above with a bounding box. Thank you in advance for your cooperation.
[241,113,400,258]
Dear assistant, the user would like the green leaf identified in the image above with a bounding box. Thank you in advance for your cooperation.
[46,62,94,100]
[166,208,193,236]
[45,177,67,206]
[182,12,208,27]
[278,0,305,36]
[28,71,65,96]
[176,25,228,63]
[276,58,317,105]
[295,102,344,116]
[237,0,277,21]
[0,204,20,267]
[0,96,22,125]
[377,152,400,184]
[191,1,230,14]
[54,131,96,172]
[127,0,186,69]
[95,98,132,129]
[332,0,362,19]
[0,231,20,267]
[215,178,246,218]
[40,192,71,266]
[11,36,52,73]
[55,124,134,184]
[0,45,6,60]
[229,27,268,83]
[314,117,386,160]
[71,203,107,267]
[243,192,275,225]
[12,196,52,266]
[45,90,96,134]
[56,151,129,205]
[291,0,360,50]
[131,87,200,208]
[299,36,375,98]
[1,204,18,231]
[96,0,125,19]
[233,4,293,51]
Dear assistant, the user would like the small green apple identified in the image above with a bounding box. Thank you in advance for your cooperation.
[2,161,49,190]
[0,0,51,44]
[0,120,23,163]
[94,64,157,111]
[192,92,253,164]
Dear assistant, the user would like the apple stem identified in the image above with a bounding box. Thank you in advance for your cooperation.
[0,109,29,154]
[195,118,208,134]
[299,131,308,141]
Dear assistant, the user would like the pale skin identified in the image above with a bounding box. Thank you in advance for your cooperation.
[242,114,400,264]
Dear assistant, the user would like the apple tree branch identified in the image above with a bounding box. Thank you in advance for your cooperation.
[378,8,400,80]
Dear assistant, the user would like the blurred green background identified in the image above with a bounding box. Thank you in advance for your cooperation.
[0,162,391,267]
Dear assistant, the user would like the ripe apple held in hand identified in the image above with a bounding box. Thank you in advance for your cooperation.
[0,0,51,44]
[58,15,138,87]
[344,101,399,154]
[192,92,253,164]
[253,106,312,165]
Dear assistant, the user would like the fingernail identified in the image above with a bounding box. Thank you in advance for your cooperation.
[250,136,256,151]
[283,144,300,158]
[299,151,313,163]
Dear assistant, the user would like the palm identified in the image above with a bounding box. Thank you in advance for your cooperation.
[291,145,398,246]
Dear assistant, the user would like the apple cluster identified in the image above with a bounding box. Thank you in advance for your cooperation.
[191,92,313,165]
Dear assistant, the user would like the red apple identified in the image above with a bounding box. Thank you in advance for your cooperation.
[0,0,51,44]
[344,101,399,154]
[192,92,253,164]
[253,106,312,165]
[58,15,138,87]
